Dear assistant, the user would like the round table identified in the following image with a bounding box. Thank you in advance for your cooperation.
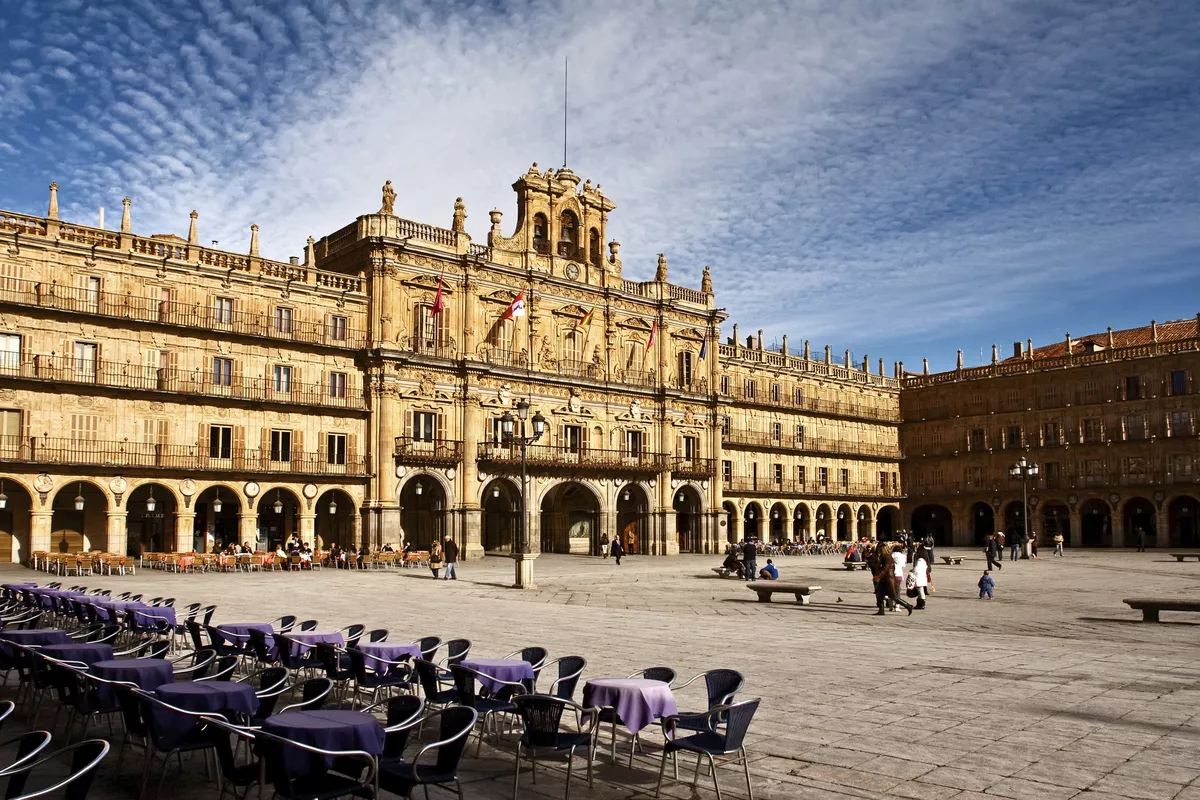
[132,607,178,628]
[355,642,420,676]
[37,642,114,666]
[582,678,678,734]
[263,710,384,774]
[459,657,535,694]
[275,632,345,662]
[154,681,259,745]
[91,658,175,691]
[0,629,71,657]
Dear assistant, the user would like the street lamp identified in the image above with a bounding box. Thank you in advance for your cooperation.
[272,490,283,514]
[145,488,156,513]
[501,398,546,588]
[328,497,337,514]
[213,490,223,513]
[74,483,85,511]
[1009,455,1039,558]
[0,480,7,510]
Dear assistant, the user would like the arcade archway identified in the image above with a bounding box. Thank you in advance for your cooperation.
[0,480,33,563]
[540,482,600,555]
[722,501,738,544]
[742,502,762,541]
[314,489,355,550]
[193,485,240,552]
[674,486,703,553]
[617,484,651,554]
[1123,497,1156,547]
[910,504,952,547]
[856,505,872,540]
[126,483,176,556]
[792,503,810,541]
[400,476,447,551]
[482,478,521,553]
[51,482,107,553]
[1003,501,1028,540]
[1080,499,1112,546]
[768,503,788,544]
[257,487,302,550]
[875,506,897,541]
[972,502,995,547]
[814,504,832,539]
[835,504,852,541]
[1041,502,1069,548]
[1169,496,1199,547]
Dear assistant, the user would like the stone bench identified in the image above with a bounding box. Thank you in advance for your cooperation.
[941,557,964,565]
[842,562,869,570]
[1123,597,1200,622]
[1169,553,1200,562]
[712,567,743,579]
[747,582,821,605]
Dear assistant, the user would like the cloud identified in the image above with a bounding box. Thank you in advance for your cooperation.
[0,0,1198,372]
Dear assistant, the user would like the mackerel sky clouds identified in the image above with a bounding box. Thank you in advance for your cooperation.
[1,0,1197,371]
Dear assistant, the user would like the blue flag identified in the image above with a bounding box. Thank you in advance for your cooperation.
[699,337,707,360]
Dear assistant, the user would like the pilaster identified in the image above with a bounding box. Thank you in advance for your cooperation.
[106,511,128,557]
[174,512,195,553]
[299,514,317,547]
[30,512,52,555]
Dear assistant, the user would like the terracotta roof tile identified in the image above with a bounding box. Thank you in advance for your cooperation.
[1006,318,1199,361]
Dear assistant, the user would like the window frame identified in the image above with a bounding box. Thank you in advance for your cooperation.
[209,425,233,459]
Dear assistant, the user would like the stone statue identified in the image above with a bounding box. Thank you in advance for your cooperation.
[655,253,668,282]
[452,197,466,232]
[701,265,712,293]
[379,180,396,215]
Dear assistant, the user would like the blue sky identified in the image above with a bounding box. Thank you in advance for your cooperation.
[1,0,1197,372]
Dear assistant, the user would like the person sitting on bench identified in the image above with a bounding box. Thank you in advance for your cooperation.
[759,559,779,580]
[721,552,745,579]
[844,544,862,563]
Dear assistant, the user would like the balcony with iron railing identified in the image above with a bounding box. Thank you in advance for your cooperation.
[721,476,903,499]
[477,442,667,473]
[671,456,717,479]
[721,430,902,460]
[909,469,1200,498]
[0,277,366,349]
[394,437,463,467]
[0,436,368,476]
[720,385,901,423]
[0,354,365,411]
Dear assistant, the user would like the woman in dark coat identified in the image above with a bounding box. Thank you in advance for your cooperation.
[870,542,912,616]
[610,535,625,566]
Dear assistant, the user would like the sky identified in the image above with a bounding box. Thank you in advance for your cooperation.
[1,0,1198,372]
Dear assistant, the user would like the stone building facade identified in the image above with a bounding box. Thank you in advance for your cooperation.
[901,324,1200,548]
[0,166,904,562]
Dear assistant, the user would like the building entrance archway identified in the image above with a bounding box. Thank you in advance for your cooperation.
[768,503,787,544]
[1003,501,1028,541]
[193,485,240,552]
[814,504,832,540]
[314,490,355,550]
[742,502,762,541]
[0,480,33,563]
[792,504,810,542]
[1169,496,1199,547]
[972,502,995,547]
[617,484,651,554]
[1123,498,1156,547]
[835,504,852,541]
[875,506,896,541]
[910,504,952,547]
[482,479,521,553]
[51,482,108,553]
[1080,499,1112,546]
[674,487,703,553]
[855,505,872,540]
[721,501,738,544]
[1041,502,1069,549]
[258,487,302,551]
[541,482,601,555]
[400,477,447,551]
[126,483,176,556]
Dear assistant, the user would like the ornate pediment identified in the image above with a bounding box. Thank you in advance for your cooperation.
[401,273,453,294]
[617,316,653,332]
[481,289,520,305]
[670,327,705,342]
[551,304,589,318]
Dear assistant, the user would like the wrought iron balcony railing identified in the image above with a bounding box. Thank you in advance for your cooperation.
[671,456,717,479]
[477,442,667,473]
[719,384,901,422]
[722,476,903,498]
[394,437,463,466]
[721,430,902,460]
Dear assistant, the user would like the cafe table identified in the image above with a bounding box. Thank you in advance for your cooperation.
[583,677,678,735]
[0,629,71,656]
[154,681,259,745]
[263,709,384,773]
[355,642,420,676]
[37,642,115,666]
[275,631,345,661]
[459,657,535,694]
[91,658,175,691]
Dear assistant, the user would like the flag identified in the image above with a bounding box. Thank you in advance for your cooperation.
[430,274,445,316]
[647,321,657,351]
[576,307,594,329]
[502,289,526,320]
[699,336,707,360]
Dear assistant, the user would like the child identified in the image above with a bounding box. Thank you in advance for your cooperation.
[978,569,995,600]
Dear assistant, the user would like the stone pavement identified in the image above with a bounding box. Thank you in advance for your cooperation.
[2,546,1200,799]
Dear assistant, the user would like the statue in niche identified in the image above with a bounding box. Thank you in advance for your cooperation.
[379,180,396,215]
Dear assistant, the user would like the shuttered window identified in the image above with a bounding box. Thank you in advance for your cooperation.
[327,434,347,465]
[70,414,99,442]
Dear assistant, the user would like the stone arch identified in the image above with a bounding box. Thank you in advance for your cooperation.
[971,502,996,547]
[855,505,873,540]
[193,484,242,553]
[481,477,521,553]
[1168,495,1199,547]
[742,501,763,540]
[673,485,704,553]
[1041,501,1070,549]
[1080,498,1112,547]
[875,505,898,541]
[399,475,447,551]
[1122,497,1156,548]
[256,486,304,550]
[814,503,833,539]
[1003,501,1028,540]
[767,502,788,543]
[910,504,953,547]
[616,482,652,555]
[314,489,356,550]
[792,502,810,541]
[0,477,34,564]
[835,503,853,541]
[126,482,178,556]
[51,480,109,553]
[721,501,738,544]
[541,481,602,555]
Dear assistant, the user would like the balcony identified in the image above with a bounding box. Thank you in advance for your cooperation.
[477,442,667,474]
[720,385,901,423]
[671,456,717,479]
[722,477,902,499]
[478,346,526,369]
[558,359,603,380]
[0,436,368,476]
[394,437,463,467]
[0,277,366,349]
[721,430,902,460]
[0,354,365,411]
[616,368,657,388]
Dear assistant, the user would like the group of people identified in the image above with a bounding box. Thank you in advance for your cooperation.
[865,540,932,616]
[597,534,627,565]
[720,540,780,580]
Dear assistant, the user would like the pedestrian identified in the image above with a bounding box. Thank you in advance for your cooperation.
[1053,532,1064,557]
[871,543,912,616]
[1010,533,1021,561]
[978,569,995,600]
[1029,534,1038,559]
[611,535,624,565]
[905,533,915,565]
[600,532,610,558]
[428,539,443,579]
[909,545,931,610]
[922,532,935,564]
[891,542,906,608]
[742,539,758,582]
[985,534,1003,571]
[442,535,459,580]
[1136,526,1146,553]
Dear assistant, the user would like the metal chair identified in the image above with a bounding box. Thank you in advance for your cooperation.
[448,664,527,757]
[296,619,318,632]
[277,677,333,714]
[346,648,410,709]
[511,694,599,800]
[672,669,744,733]
[542,656,587,702]
[338,625,365,648]
[377,706,477,800]
[252,722,378,800]
[437,639,472,667]
[655,698,760,800]
[0,739,110,800]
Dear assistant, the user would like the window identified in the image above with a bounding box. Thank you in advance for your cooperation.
[1170,410,1192,437]
[274,307,293,334]
[209,425,233,459]
[773,463,783,484]
[1004,389,1020,409]
[795,425,805,448]
[142,419,168,446]
[270,430,292,462]
[329,372,347,398]
[681,435,697,459]
[818,467,828,487]
[0,409,21,442]
[797,466,806,486]
[719,375,729,395]
[678,351,693,386]
[413,411,438,442]
[329,315,348,342]
[879,470,890,491]
[840,468,849,488]
[770,383,780,402]
[965,466,983,487]
[1125,415,1146,441]
[491,417,505,445]
[273,365,292,393]
[1083,418,1102,444]
[1173,454,1194,477]
[771,422,782,443]
[625,430,644,457]
[969,428,986,452]
[930,469,943,486]
[1044,461,1061,488]
[625,342,640,371]
[70,414,98,442]
[562,330,582,364]
[158,287,171,321]
[744,379,756,399]
[795,388,804,406]
[969,393,985,413]
[83,276,100,309]
[721,416,730,436]
[73,342,97,380]
[1039,386,1058,409]
[326,433,347,465]
[0,333,20,370]
[212,358,233,387]
[212,296,233,325]
[892,472,899,492]
[414,303,449,352]
[1170,370,1188,396]
[1124,376,1141,400]
[563,425,583,454]
[1042,422,1061,446]
[721,460,732,483]
[490,318,514,355]
[1078,380,1099,404]
[931,430,943,450]
[589,228,601,267]
[1005,425,1022,450]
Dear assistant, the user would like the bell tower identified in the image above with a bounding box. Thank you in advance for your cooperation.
[488,162,616,284]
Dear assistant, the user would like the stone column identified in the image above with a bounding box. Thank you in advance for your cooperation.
[1155,504,1170,549]
[106,511,128,557]
[462,398,484,559]
[352,511,364,549]
[174,512,195,553]
[1111,510,1125,548]
[1068,507,1082,548]
[30,511,53,555]
[238,513,257,547]
[298,514,316,547]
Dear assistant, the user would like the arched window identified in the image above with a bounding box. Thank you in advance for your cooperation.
[533,214,549,254]
[558,211,577,258]
[562,329,582,364]
[589,228,601,267]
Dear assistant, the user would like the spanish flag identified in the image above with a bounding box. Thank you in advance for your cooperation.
[576,307,594,329]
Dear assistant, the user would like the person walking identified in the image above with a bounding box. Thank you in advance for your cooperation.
[428,539,443,579]
[1010,532,1021,561]
[978,570,995,599]
[442,535,459,580]
[922,532,935,565]
[909,545,931,610]
[611,535,624,565]
[1135,526,1147,553]
[600,532,610,558]
[871,543,912,616]
[742,539,758,582]
[985,534,1003,571]
[1053,532,1064,557]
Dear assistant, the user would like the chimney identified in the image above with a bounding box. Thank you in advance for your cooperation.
[844,349,851,368]
[732,323,739,351]
[923,358,929,375]
[1108,327,1115,348]
[746,336,754,349]
[824,345,831,364]
[1065,333,1072,355]
[862,354,869,372]
[781,335,788,356]
[249,224,260,257]
[187,211,199,245]
[1013,341,1023,359]
[956,349,963,369]
[1151,320,1158,343]
[991,344,998,365]
[756,329,764,350]
[803,340,810,360]
[1026,339,1032,359]
[879,357,884,375]
[305,236,316,267]
[288,256,299,266]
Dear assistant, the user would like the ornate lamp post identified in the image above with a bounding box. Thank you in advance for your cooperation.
[500,398,546,589]
[1009,456,1039,558]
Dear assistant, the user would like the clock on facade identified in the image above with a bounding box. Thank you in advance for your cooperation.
[565,262,580,280]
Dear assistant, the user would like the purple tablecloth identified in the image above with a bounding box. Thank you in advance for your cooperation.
[154,681,259,746]
[275,631,344,661]
[356,642,420,676]
[38,642,114,666]
[91,658,175,691]
[583,678,678,734]
[28,588,86,609]
[1,583,38,590]
[460,657,535,694]
[0,629,71,657]
[263,710,384,774]
[92,600,148,623]
[132,607,178,628]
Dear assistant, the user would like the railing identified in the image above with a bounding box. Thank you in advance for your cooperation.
[394,437,463,466]
[722,477,902,498]
[478,347,526,369]
[909,470,1200,496]
[720,385,901,423]
[477,442,667,473]
[617,367,657,388]
[60,225,119,249]
[721,430,902,460]
[671,456,717,478]
[0,354,365,410]
[0,277,367,349]
[668,284,707,305]
[0,212,49,236]
[621,280,651,297]
[717,343,902,389]
[0,436,368,476]
[558,358,603,380]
